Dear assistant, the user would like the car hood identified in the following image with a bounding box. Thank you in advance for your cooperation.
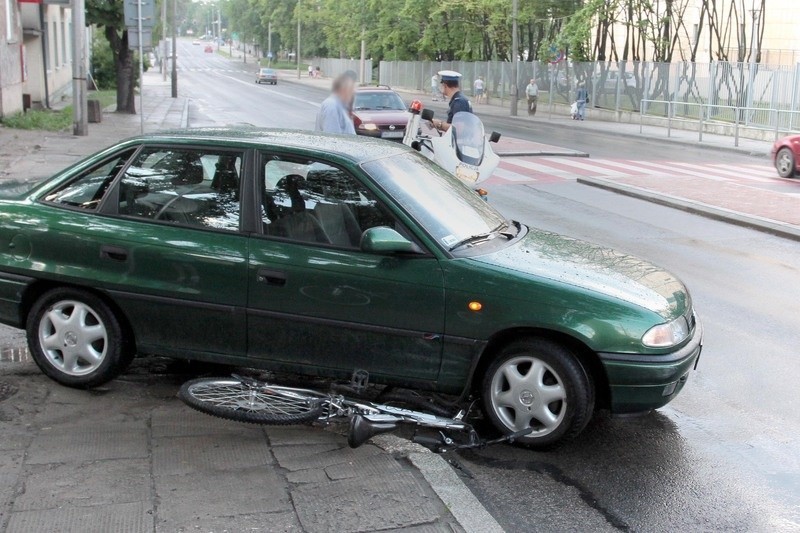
[470,227,689,320]
[352,109,410,125]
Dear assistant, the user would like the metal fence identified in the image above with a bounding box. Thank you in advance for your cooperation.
[311,58,373,83]
[379,59,800,133]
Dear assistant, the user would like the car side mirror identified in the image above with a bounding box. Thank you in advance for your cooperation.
[360,227,421,254]
[421,108,435,121]
[489,131,501,143]
[410,140,421,152]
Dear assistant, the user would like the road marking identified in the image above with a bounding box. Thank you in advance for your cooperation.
[213,72,321,108]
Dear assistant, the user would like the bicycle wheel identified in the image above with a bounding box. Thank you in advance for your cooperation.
[178,378,326,425]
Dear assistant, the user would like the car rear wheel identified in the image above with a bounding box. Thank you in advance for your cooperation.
[26,288,133,388]
[776,148,796,178]
[481,338,594,449]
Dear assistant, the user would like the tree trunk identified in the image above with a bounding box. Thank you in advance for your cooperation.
[105,27,136,114]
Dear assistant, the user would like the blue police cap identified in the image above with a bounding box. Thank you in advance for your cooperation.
[438,70,462,83]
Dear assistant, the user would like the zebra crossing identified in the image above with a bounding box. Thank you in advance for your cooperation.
[488,157,778,187]
[179,67,252,73]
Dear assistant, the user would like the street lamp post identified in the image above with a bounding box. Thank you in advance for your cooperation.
[745,6,760,125]
[171,0,177,98]
[71,0,87,135]
[510,0,519,116]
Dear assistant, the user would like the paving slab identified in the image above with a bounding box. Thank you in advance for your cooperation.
[266,424,348,446]
[13,459,151,511]
[25,425,149,464]
[153,433,273,476]
[156,510,301,533]
[151,405,265,438]
[323,453,406,481]
[156,468,291,531]
[5,500,152,533]
[273,442,382,472]
[292,470,445,533]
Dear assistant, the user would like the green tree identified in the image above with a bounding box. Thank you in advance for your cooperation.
[86,0,137,113]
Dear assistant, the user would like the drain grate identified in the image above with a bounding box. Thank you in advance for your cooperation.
[0,381,17,402]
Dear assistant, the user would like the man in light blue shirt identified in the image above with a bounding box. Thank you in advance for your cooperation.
[315,73,356,135]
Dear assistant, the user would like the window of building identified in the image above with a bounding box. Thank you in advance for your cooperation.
[61,19,67,65]
[52,20,59,69]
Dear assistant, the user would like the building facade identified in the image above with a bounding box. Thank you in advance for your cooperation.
[0,0,74,118]
[0,0,24,117]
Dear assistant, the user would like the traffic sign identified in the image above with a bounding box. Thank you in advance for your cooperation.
[124,0,155,28]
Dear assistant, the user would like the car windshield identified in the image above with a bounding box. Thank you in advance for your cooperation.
[451,112,485,166]
[260,69,273,74]
[362,153,507,252]
[353,92,406,111]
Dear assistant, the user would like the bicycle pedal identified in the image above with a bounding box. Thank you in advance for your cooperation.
[349,369,370,394]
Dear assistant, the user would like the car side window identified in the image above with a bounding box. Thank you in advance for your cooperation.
[43,149,135,210]
[117,147,242,232]
[261,155,397,249]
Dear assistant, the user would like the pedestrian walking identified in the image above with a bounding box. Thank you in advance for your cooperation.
[315,72,357,135]
[308,65,314,78]
[431,74,440,101]
[473,76,485,104]
[525,78,538,116]
[576,82,589,121]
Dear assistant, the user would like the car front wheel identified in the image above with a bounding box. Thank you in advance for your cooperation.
[481,338,594,448]
[26,288,133,388]
[776,147,796,178]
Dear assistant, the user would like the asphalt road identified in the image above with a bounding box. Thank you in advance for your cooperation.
[8,41,797,531]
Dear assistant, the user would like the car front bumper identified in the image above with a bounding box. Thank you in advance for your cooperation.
[598,320,703,414]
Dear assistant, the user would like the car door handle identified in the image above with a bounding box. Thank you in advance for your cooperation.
[100,245,128,262]
[257,269,287,286]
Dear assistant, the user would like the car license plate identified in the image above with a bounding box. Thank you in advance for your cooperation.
[456,163,480,184]
[381,131,404,139]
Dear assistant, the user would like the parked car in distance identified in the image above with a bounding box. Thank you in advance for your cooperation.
[204,45,213,53]
[0,128,702,448]
[256,68,278,85]
[351,86,410,141]
[192,39,200,45]
[772,134,800,178]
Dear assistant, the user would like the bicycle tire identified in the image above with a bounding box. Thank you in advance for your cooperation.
[178,378,326,425]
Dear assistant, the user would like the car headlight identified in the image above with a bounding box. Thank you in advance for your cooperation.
[642,317,690,348]
[359,123,378,131]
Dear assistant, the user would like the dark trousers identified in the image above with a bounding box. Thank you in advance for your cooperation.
[527,95,538,115]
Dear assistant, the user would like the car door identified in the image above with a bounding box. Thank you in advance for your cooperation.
[38,143,251,359]
[246,151,445,383]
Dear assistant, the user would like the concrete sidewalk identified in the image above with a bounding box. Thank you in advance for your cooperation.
[0,357,485,532]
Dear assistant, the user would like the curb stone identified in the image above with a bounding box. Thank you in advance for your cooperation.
[372,434,505,533]
[180,98,190,129]
[577,176,800,242]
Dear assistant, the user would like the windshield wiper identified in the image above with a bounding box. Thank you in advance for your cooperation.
[448,222,514,252]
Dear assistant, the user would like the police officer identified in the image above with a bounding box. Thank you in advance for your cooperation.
[431,70,472,132]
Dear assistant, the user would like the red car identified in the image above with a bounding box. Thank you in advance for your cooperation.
[204,45,213,53]
[351,86,410,141]
[772,134,800,178]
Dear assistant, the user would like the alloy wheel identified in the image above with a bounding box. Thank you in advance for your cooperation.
[489,355,567,437]
[777,149,794,177]
[37,300,108,376]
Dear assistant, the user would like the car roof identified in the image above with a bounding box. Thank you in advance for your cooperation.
[128,127,410,164]
[355,85,395,92]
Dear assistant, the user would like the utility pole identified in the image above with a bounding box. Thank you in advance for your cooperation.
[71,0,87,135]
[359,25,366,84]
[137,0,145,134]
[509,0,519,116]
[296,15,301,79]
[162,0,167,81]
[171,0,177,98]
[267,21,272,67]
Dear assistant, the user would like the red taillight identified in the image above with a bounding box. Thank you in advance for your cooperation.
[409,100,424,114]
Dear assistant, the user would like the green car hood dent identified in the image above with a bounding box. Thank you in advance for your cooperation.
[473,229,689,319]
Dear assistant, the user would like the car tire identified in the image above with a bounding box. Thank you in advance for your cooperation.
[776,147,796,178]
[481,338,594,449]
[26,288,133,388]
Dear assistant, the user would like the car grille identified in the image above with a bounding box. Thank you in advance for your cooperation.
[378,125,405,132]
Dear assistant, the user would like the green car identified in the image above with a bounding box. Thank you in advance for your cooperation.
[0,129,701,447]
